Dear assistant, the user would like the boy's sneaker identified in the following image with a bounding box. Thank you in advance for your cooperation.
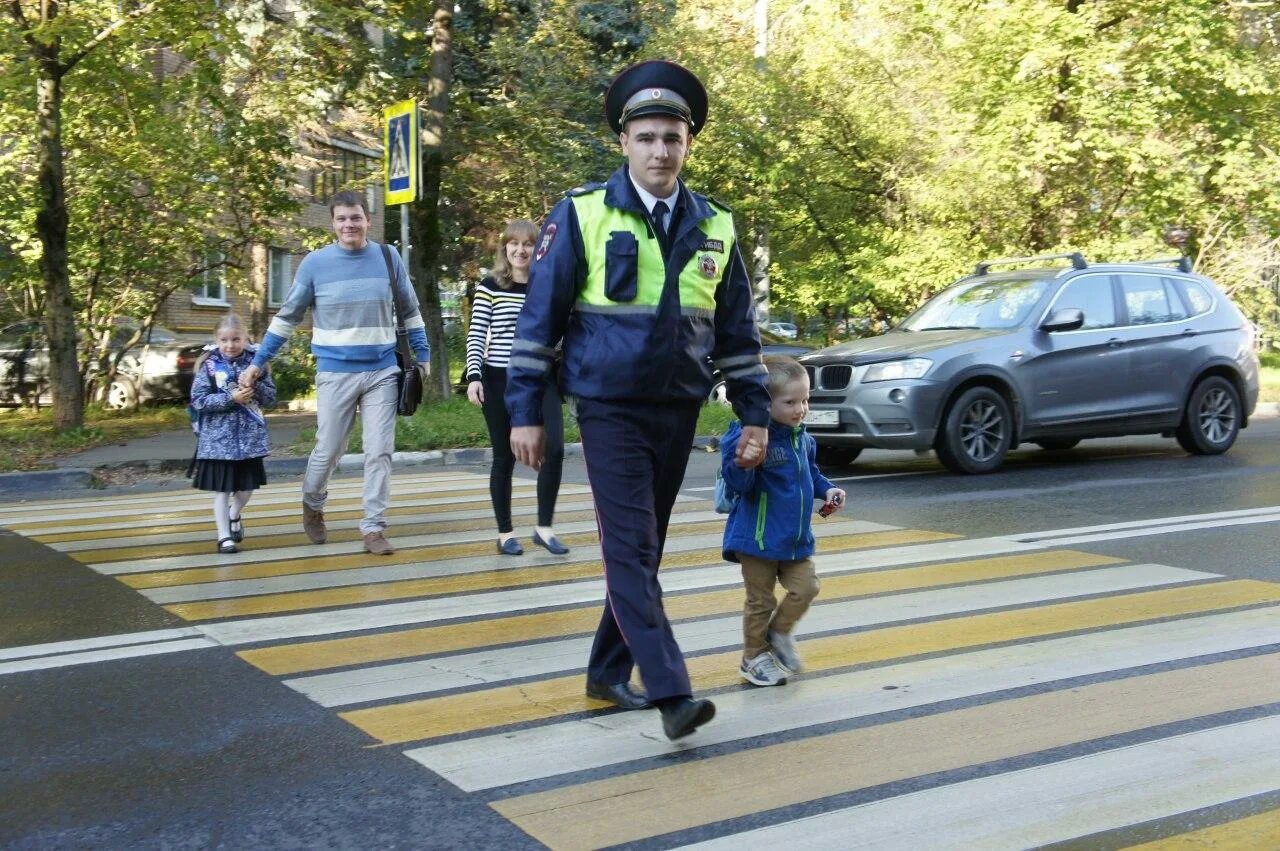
[740,651,788,687]
[768,629,804,673]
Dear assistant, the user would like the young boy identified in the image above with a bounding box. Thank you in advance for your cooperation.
[720,355,848,686]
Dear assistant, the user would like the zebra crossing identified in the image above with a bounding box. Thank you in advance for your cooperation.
[3,470,1280,849]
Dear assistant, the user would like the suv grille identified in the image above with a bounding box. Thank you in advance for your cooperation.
[814,364,852,391]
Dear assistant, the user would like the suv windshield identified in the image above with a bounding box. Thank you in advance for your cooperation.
[900,277,1050,332]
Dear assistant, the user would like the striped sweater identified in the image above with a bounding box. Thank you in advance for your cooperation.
[253,241,429,373]
[464,276,527,382]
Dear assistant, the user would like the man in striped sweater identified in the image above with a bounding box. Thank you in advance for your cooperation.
[240,190,430,555]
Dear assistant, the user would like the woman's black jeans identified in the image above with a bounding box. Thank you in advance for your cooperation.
[480,363,565,532]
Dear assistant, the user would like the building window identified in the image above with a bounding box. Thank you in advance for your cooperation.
[310,143,378,203]
[269,248,293,306]
[191,248,228,306]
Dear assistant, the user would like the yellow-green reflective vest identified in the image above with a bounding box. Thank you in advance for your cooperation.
[570,191,737,313]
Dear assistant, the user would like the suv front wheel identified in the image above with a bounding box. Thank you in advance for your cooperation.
[1175,376,1241,455]
[936,386,1013,474]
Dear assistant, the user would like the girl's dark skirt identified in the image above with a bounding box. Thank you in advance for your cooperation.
[188,457,267,493]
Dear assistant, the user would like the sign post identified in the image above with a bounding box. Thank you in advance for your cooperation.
[383,99,419,271]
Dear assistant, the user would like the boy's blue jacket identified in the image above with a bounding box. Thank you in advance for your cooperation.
[720,419,836,563]
[189,347,276,461]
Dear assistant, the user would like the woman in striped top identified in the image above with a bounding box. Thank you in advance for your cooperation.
[466,219,568,556]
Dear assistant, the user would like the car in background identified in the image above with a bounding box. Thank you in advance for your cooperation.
[0,318,205,409]
[764,321,799,339]
[799,253,1260,473]
[709,327,813,404]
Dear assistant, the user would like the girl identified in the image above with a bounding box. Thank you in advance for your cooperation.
[465,219,568,556]
[189,313,276,553]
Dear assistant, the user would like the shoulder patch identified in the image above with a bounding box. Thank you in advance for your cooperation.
[565,182,605,198]
[707,196,734,213]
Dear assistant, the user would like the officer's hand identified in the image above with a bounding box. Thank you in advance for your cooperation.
[735,425,769,469]
[824,488,847,513]
[467,381,484,406]
[239,365,261,388]
[511,425,546,471]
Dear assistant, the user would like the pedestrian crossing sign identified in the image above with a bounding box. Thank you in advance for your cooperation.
[384,99,418,206]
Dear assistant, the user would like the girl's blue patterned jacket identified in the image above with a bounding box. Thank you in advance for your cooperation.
[189,347,276,461]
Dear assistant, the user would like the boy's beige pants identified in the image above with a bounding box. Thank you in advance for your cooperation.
[738,553,820,659]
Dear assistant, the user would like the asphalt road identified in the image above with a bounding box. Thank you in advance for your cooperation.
[1,419,1278,848]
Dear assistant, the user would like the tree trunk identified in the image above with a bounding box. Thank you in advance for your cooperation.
[249,241,269,340]
[409,0,454,399]
[35,56,83,430]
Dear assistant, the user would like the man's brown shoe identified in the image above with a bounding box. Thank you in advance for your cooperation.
[363,531,394,555]
[302,504,327,544]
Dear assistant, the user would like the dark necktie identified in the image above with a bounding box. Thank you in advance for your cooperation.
[651,200,670,254]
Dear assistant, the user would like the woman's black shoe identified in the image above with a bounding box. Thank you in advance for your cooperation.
[217,537,238,554]
[229,515,244,543]
[497,537,524,556]
[533,530,569,555]
[586,680,652,710]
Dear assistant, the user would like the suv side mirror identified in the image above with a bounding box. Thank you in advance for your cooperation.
[1041,308,1084,333]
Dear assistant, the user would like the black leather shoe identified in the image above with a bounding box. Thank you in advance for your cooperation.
[533,530,570,555]
[497,537,523,556]
[585,680,652,710]
[660,697,716,740]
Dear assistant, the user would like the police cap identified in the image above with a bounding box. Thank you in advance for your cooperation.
[604,60,708,137]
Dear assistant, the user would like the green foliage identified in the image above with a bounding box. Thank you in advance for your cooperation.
[268,335,317,401]
[294,396,734,454]
[654,0,1280,338]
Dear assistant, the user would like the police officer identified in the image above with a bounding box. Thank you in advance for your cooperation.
[508,60,771,741]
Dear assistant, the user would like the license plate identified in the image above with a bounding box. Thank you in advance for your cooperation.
[805,409,839,427]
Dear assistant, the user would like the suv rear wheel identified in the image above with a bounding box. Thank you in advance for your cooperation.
[936,386,1012,474]
[1175,376,1241,455]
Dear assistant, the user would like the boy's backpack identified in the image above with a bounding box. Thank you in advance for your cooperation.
[714,469,739,514]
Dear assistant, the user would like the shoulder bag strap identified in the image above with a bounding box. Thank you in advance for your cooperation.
[380,242,416,368]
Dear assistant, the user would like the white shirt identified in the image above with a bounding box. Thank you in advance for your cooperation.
[628,174,678,232]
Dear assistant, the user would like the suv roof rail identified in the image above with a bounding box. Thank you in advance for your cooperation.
[974,252,1088,276]
[1128,255,1192,273]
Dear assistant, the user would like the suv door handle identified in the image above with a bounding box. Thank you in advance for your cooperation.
[1106,337,1124,348]
[1181,328,1198,336]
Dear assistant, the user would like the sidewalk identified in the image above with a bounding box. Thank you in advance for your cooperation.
[0,408,595,499]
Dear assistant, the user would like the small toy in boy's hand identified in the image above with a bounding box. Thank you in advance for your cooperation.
[818,490,845,518]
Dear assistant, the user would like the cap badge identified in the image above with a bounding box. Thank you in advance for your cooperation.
[651,89,662,99]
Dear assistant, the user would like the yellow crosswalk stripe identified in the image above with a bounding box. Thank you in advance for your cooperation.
[1126,808,1280,849]
[163,529,955,621]
[339,578,1280,745]
[240,549,1119,676]
[491,653,1280,851]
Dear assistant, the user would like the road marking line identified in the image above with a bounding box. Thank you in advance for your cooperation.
[486,653,1280,849]
[354,567,1228,745]
[1126,807,1280,850]
[673,716,1280,851]
[0,627,203,662]
[286,551,1124,706]
[156,530,945,620]
[0,638,218,675]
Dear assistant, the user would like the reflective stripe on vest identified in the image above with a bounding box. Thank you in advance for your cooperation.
[571,191,736,311]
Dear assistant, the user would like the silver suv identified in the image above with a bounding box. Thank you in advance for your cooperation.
[800,253,1260,474]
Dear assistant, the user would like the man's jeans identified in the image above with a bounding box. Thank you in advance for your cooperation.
[303,366,399,535]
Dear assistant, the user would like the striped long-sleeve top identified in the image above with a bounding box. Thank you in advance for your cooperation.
[252,241,429,374]
[464,276,527,382]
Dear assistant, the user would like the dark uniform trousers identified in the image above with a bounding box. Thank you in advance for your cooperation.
[580,395,702,701]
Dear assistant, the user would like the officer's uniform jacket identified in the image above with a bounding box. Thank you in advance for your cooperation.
[506,165,770,428]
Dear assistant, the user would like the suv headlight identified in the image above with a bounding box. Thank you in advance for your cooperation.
[862,357,932,383]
